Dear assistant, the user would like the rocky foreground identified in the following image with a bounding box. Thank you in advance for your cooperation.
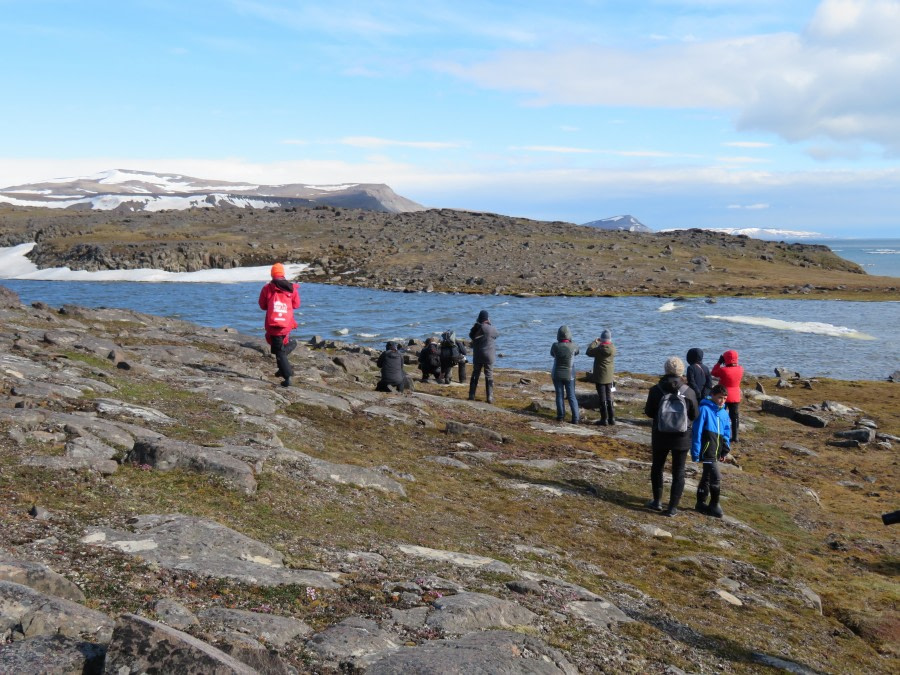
[3,204,899,300]
[0,284,897,673]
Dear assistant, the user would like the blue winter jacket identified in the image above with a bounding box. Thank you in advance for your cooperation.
[691,397,732,462]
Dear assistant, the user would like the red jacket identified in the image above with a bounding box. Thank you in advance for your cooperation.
[258,281,300,338]
[711,349,743,403]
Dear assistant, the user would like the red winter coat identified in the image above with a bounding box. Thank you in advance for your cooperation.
[711,349,743,403]
[258,281,300,341]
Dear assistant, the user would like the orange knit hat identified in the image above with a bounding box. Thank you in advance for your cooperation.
[271,262,285,278]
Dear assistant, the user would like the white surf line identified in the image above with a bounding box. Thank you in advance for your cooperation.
[658,301,679,312]
[0,243,307,283]
[704,315,876,340]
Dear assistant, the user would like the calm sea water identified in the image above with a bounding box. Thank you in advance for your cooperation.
[809,238,900,277]
[3,280,898,381]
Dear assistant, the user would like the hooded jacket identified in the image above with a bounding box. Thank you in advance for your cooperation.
[550,326,580,381]
[377,346,406,385]
[644,373,699,451]
[686,348,712,402]
[469,313,499,364]
[711,349,743,403]
[586,338,616,385]
[258,279,300,338]
[691,397,732,462]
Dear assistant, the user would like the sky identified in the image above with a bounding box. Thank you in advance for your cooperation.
[1,0,899,236]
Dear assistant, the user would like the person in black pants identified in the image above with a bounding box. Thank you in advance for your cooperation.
[644,356,699,517]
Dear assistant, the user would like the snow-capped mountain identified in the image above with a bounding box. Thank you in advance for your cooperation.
[582,215,652,232]
[660,227,822,240]
[0,169,426,213]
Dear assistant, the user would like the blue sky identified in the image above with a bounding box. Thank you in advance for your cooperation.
[2,0,899,236]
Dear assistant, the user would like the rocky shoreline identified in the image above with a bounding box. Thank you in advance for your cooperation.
[0,283,897,672]
[3,204,898,300]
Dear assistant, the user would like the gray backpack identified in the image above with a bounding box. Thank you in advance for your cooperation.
[657,384,690,433]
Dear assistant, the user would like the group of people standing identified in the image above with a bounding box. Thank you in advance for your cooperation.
[645,349,743,518]
[259,264,744,518]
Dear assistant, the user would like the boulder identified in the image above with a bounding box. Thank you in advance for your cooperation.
[792,411,829,428]
[566,599,634,628]
[397,545,512,573]
[761,399,795,419]
[198,607,311,647]
[289,451,406,496]
[834,428,875,443]
[127,437,257,494]
[0,580,113,642]
[153,598,199,631]
[425,592,537,634]
[103,613,257,674]
[445,420,503,443]
[306,616,400,669]
[0,634,105,675]
[0,285,21,308]
[0,554,86,603]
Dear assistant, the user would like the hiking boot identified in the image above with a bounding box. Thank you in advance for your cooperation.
[645,499,663,511]
[485,379,494,404]
[663,507,678,517]
[695,487,709,514]
[281,377,291,388]
[706,488,724,518]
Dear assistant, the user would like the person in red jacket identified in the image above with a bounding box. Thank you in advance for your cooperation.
[711,349,743,442]
[258,263,300,387]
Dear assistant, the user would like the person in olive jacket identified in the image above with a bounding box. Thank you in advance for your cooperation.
[468,309,499,403]
[586,329,616,425]
[644,356,699,517]
[550,325,580,423]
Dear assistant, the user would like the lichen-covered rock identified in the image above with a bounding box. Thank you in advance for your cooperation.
[0,634,105,675]
[0,580,113,642]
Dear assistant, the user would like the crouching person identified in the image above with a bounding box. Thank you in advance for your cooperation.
[692,384,732,517]
[376,342,413,393]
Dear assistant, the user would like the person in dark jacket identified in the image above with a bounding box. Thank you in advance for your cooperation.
[644,356,699,517]
[417,337,442,383]
[692,384,732,517]
[258,262,300,388]
[586,329,616,425]
[685,347,712,402]
[468,309,499,403]
[550,325,580,423]
[376,342,413,392]
[439,330,468,384]
[711,349,743,442]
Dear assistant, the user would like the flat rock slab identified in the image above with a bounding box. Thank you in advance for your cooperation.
[128,437,257,494]
[65,434,119,460]
[154,598,199,631]
[290,451,406,496]
[397,545,513,574]
[104,613,257,674]
[445,420,504,443]
[566,599,634,629]
[499,458,560,470]
[202,385,280,415]
[286,388,355,413]
[11,381,84,400]
[0,554,86,603]
[95,398,175,425]
[367,629,578,674]
[530,421,600,437]
[199,607,311,647]
[306,616,400,668]
[21,455,119,475]
[0,580,114,642]
[81,514,339,589]
[426,592,537,634]
[0,634,106,675]
[426,456,471,469]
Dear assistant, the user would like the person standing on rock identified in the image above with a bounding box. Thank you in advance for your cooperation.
[439,330,468,384]
[692,383,731,517]
[711,349,743,443]
[376,342,413,392]
[644,356,699,517]
[468,309,499,403]
[258,263,300,387]
[550,325,580,423]
[587,329,616,425]
[685,347,712,403]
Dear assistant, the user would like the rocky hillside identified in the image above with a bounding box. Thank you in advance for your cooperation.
[0,285,897,672]
[2,204,896,301]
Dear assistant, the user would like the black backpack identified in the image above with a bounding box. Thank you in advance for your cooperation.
[657,384,690,433]
[441,331,460,362]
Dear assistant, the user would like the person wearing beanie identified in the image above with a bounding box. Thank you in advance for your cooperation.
[258,262,300,387]
[468,309,499,403]
[686,347,712,402]
[711,349,743,442]
[550,325,580,423]
[586,328,616,425]
[376,341,413,393]
[644,356,699,516]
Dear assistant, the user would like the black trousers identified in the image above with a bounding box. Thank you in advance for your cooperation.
[650,446,689,508]
[270,335,292,379]
[698,461,721,493]
[726,402,740,441]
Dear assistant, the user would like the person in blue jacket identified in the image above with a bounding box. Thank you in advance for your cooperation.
[691,384,732,518]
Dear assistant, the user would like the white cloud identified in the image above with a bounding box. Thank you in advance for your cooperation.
[722,141,772,148]
[340,136,463,150]
[727,203,771,210]
[510,145,594,154]
[444,0,900,153]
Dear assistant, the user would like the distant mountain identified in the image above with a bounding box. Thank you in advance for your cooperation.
[582,215,652,232]
[0,169,426,214]
[661,227,822,240]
